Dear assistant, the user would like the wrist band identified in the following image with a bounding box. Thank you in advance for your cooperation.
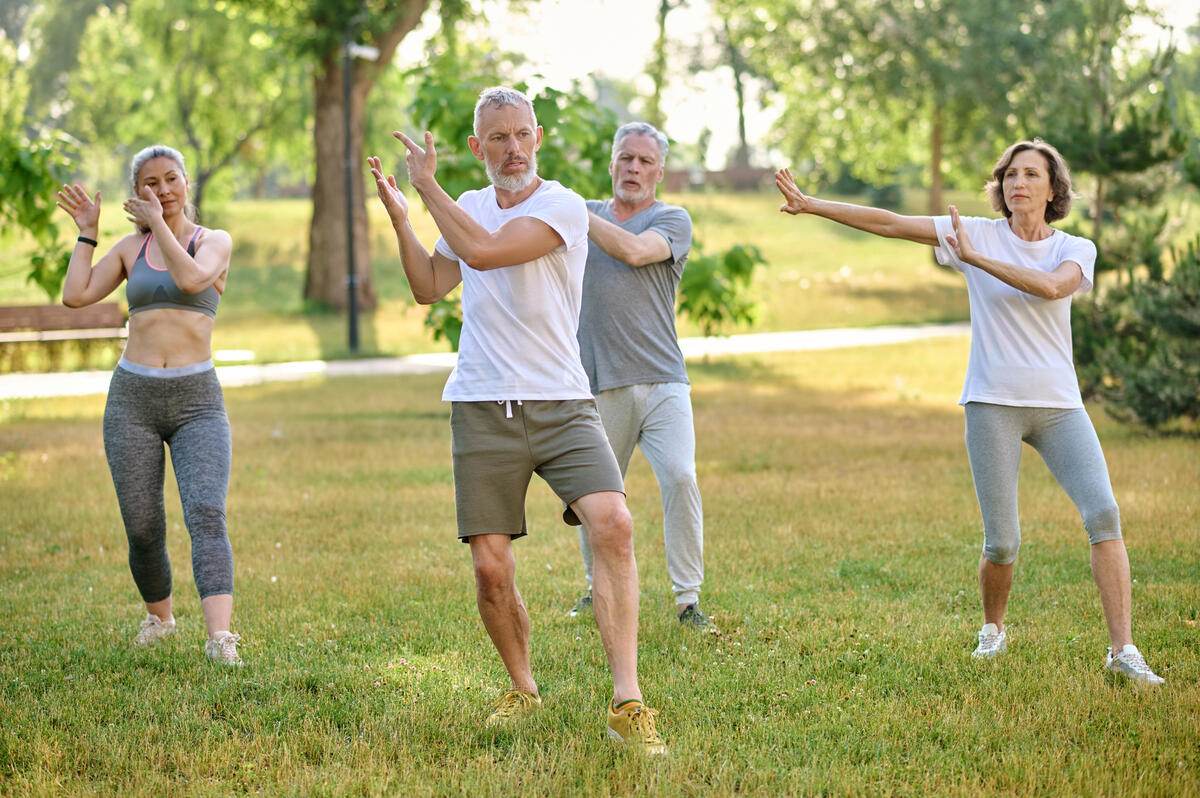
[77,236,98,247]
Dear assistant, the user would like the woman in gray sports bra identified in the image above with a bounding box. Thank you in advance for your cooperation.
[57,144,243,666]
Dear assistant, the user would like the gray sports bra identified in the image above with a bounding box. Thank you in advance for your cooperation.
[126,227,221,318]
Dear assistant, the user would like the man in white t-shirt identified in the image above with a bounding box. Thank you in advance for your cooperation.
[368,87,666,754]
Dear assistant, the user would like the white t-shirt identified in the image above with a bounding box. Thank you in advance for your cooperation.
[435,180,592,401]
[933,215,1096,408]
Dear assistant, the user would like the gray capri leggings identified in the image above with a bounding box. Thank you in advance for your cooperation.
[103,358,233,602]
[964,401,1121,566]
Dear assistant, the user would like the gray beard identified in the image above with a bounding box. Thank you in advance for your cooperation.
[486,154,539,192]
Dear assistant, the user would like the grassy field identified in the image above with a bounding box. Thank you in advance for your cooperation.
[2,339,1197,795]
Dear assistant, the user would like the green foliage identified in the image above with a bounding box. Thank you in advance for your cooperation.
[66,0,306,212]
[0,131,76,299]
[677,241,764,337]
[729,0,1063,191]
[422,294,463,351]
[1074,238,1200,431]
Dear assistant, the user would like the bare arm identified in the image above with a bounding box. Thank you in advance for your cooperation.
[776,167,938,247]
[586,211,672,267]
[124,187,230,293]
[396,131,565,270]
[368,155,462,304]
[57,184,129,307]
[946,206,1082,300]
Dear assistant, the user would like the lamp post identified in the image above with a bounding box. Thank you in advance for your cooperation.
[342,26,379,353]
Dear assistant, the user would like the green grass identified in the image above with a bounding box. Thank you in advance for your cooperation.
[2,339,1197,795]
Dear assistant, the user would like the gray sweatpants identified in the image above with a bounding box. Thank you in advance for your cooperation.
[103,359,233,602]
[578,382,704,606]
[964,401,1121,566]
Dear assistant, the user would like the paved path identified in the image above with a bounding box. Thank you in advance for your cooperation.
[0,321,970,400]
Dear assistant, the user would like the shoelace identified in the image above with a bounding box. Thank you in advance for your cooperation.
[1118,648,1150,672]
[216,633,241,660]
[626,706,662,742]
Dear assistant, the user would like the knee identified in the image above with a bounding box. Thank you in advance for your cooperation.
[185,502,227,538]
[983,532,1020,566]
[125,522,166,553]
[472,555,514,597]
[1084,504,1121,544]
[586,506,634,558]
[657,464,698,497]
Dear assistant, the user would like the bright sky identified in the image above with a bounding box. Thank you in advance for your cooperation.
[400,0,1200,170]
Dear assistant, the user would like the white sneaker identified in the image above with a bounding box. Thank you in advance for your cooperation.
[205,631,243,666]
[972,622,1007,659]
[134,613,176,645]
[1105,644,1164,686]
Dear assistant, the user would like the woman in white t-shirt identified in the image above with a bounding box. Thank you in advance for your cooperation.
[774,139,1163,684]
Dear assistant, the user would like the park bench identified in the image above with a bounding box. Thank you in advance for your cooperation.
[0,302,127,371]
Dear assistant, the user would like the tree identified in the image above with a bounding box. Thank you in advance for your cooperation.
[1039,0,1184,279]
[66,1,305,215]
[237,0,444,312]
[732,0,1071,212]
[645,0,688,130]
[0,34,75,299]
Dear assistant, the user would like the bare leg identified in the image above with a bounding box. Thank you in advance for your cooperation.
[980,554,1014,631]
[145,596,173,622]
[469,534,537,695]
[200,594,233,639]
[572,491,641,704]
[1090,539,1133,650]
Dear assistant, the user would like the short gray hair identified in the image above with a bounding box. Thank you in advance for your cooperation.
[128,144,197,233]
[473,86,537,136]
[613,122,669,163]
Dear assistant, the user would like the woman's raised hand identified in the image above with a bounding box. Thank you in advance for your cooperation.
[945,205,979,265]
[775,168,812,215]
[367,155,409,223]
[56,184,101,233]
[122,186,163,229]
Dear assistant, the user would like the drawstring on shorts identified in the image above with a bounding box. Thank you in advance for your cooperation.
[499,399,523,419]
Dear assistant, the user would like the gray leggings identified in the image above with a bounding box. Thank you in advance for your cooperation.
[103,359,233,602]
[964,402,1121,566]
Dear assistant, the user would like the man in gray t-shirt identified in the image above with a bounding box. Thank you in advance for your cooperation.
[573,122,710,630]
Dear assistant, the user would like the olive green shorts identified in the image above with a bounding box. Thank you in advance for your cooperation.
[450,399,625,541]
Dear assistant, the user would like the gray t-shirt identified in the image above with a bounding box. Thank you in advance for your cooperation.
[577,199,693,394]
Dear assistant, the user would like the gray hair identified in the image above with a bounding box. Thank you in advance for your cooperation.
[473,86,537,136]
[612,122,669,163]
[128,144,197,233]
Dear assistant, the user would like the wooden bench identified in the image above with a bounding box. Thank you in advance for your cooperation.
[0,303,128,344]
[0,303,127,372]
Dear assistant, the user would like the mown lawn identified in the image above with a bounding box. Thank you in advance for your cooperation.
[2,339,1196,795]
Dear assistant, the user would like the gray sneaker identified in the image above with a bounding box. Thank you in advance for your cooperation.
[134,613,176,646]
[205,632,243,666]
[677,603,712,631]
[1105,644,1164,686]
[972,622,1006,659]
[567,592,592,618]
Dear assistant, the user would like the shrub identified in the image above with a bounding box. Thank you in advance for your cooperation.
[1074,237,1200,431]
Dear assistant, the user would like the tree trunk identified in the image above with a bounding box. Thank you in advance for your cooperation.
[306,52,375,311]
[724,17,750,171]
[928,104,944,216]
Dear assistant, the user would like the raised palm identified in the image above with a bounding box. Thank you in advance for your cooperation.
[367,155,409,223]
[56,184,101,231]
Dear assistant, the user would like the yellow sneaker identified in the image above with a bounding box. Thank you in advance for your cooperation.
[485,688,541,727]
[606,700,668,757]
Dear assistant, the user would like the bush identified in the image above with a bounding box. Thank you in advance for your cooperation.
[1073,237,1200,431]
[677,242,764,337]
